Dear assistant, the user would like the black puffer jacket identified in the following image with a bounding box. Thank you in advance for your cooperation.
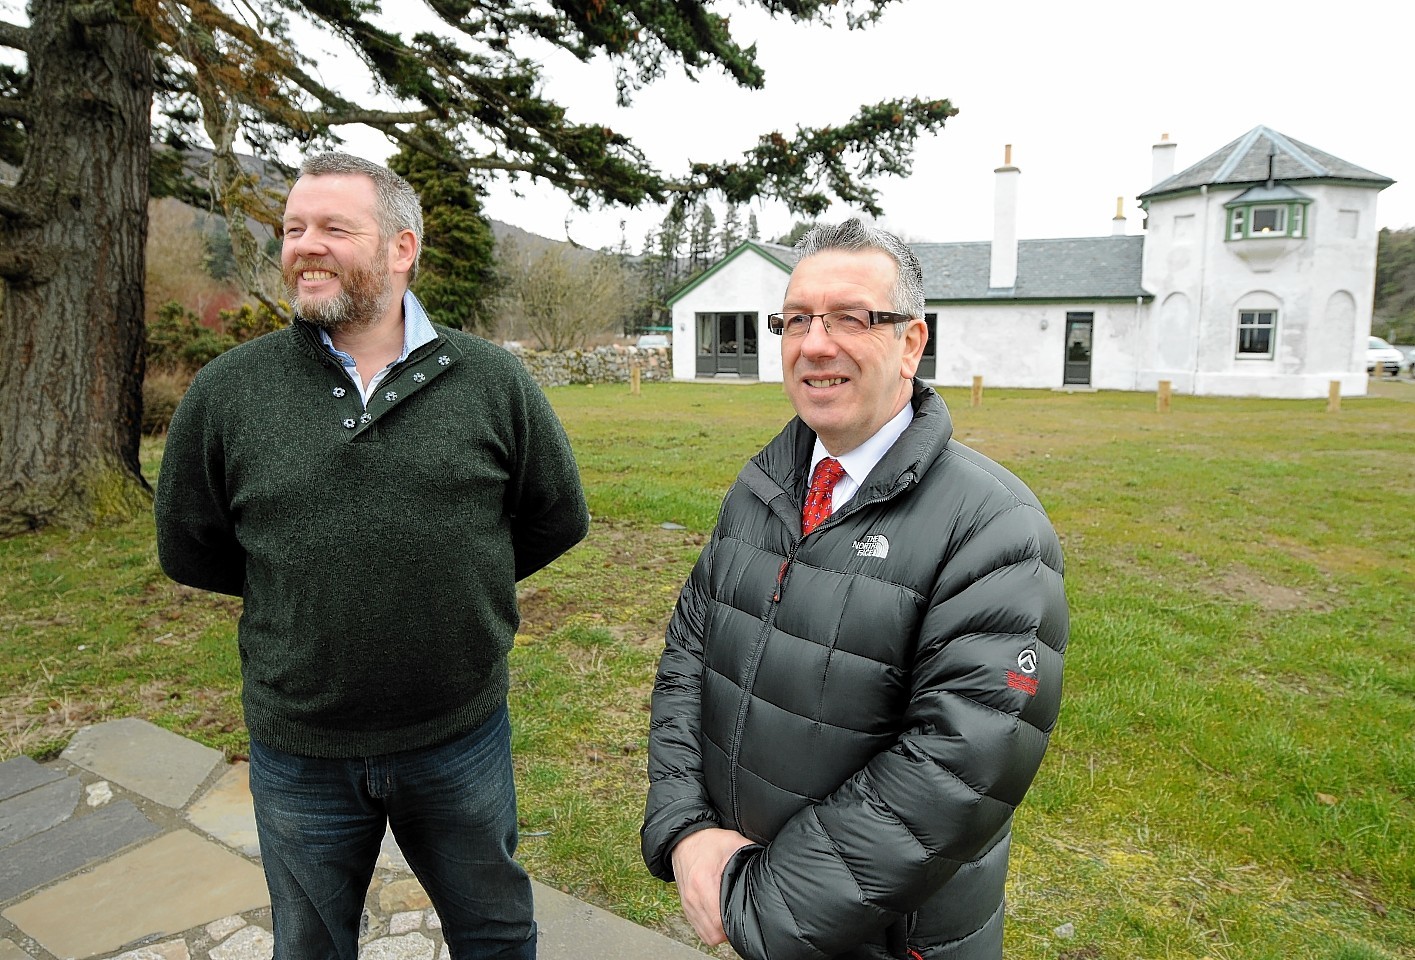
[642,381,1068,960]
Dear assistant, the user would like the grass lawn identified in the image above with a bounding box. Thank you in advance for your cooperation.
[2,380,1411,959]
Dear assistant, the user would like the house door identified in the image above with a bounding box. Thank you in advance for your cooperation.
[1063,313,1093,385]
[695,313,759,377]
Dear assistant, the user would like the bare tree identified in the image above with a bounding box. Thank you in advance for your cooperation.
[498,239,636,352]
[145,199,242,325]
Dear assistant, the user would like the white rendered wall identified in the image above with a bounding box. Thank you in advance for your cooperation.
[1138,182,1381,398]
[926,301,1141,390]
[669,251,790,382]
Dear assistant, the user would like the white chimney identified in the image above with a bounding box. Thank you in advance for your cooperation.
[1111,196,1127,236]
[1151,132,1178,186]
[989,144,1019,290]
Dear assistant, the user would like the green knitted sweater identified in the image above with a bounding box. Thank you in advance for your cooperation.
[155,320,589,758]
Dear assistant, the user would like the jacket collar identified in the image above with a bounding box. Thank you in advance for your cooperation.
[743,378,955,517]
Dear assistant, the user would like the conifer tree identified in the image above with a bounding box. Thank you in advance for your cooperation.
[0,0,955,533]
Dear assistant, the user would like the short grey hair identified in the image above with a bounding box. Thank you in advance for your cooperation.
[298,152,424,282]
[794,219,925,325]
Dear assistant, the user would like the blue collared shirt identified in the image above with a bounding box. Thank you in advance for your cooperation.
[318,291,437,406]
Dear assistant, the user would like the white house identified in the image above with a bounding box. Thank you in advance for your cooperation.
[666,127,1393,398]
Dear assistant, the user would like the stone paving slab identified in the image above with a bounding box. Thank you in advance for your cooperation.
[62,720,222,809]
[2,829,268,959]
[184,763,258,858]
[0,758,64,805]
[0,720,712,960]
[0,779,79,850]
[0,799,160,903]
[534,883,706,960]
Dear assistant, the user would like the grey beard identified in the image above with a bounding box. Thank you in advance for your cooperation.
[287,284,391,333]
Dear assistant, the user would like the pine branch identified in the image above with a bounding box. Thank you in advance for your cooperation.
[0,183,45,224]
[304,108,440,127]
[0,96,28,122]
[69,2,122,28]
[0,19,29,52]
[0,245,53,284]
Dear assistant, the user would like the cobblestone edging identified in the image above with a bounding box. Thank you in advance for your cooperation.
[505,346,671,388]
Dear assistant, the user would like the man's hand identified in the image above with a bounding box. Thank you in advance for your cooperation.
[670,827,754,946]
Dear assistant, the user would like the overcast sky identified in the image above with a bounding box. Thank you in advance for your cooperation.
[7,0,1401,250]
[317,0,1413,251]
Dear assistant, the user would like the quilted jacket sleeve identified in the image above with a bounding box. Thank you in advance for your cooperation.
[721,500,1068,960]
[641,531,723,879]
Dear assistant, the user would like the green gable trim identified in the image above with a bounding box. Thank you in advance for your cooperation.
[1140,175,1391,209]
[665,241,793,306]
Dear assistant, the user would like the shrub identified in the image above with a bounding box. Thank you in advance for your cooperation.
[142,370,191,435]
[222,301,288,344]
[147,300,235,374]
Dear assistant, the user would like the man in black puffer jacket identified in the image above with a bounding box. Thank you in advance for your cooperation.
[642,220,1068,960]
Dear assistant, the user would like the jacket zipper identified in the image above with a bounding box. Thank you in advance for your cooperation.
[724,470,916,826]
[726,539,797,828]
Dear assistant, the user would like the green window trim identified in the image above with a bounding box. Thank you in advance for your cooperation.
[1225,201,1311,240]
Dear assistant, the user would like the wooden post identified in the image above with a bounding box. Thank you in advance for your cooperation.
[630,364,641,396]
[971,375,983,408]
[1327,379,1341,412]
[1157,379,1171,413]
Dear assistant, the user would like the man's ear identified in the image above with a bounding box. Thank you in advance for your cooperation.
[899,317,928,379]
[390,229,418,278]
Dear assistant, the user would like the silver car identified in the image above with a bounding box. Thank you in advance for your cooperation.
[1367,336,1404,377]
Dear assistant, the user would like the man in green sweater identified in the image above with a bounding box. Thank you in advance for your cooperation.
[155,153,589,960]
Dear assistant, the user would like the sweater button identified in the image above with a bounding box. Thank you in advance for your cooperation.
[332,387,347,398]
[342,418,356,429]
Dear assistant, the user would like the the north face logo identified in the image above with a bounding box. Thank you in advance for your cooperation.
[852,534,890,559]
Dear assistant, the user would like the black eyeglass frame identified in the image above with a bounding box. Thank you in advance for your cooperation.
[766,310,916,336]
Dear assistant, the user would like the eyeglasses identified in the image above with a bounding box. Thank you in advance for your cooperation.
[766,309,914,337]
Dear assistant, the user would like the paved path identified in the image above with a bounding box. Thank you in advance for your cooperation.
[0,719,706,960]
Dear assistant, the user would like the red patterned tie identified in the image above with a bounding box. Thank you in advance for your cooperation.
[802,458,846,536]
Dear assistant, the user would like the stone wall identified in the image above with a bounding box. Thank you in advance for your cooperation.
[505,345,673,388]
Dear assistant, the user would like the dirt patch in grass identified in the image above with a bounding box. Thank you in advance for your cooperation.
[518,519,702,647]
[1206,566,1332,613]
[1268,535,1394,578]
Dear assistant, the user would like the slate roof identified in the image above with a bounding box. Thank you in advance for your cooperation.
[913,235,1149,301]
[1139,126,1392,200]
[754,240,797,264]
[1226,182,1313,206]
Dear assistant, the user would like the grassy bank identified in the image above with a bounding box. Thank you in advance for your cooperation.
[2,381,1411,958]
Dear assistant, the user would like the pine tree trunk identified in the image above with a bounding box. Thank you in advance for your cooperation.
[0,1,153,535]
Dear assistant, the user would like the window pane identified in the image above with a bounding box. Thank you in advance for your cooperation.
[718,314,738,353]
[1251,207,1286,234]
[696,313,714,354]
[1239,328,1272,354]
[742,314,757,355]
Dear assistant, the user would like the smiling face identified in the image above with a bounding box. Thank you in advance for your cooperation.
[780,248,927,456]
[280,173,401,332]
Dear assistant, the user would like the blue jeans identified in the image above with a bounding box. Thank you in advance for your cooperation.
[248,705,536,960]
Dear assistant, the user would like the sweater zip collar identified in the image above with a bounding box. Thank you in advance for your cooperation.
[295,323,463,438]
